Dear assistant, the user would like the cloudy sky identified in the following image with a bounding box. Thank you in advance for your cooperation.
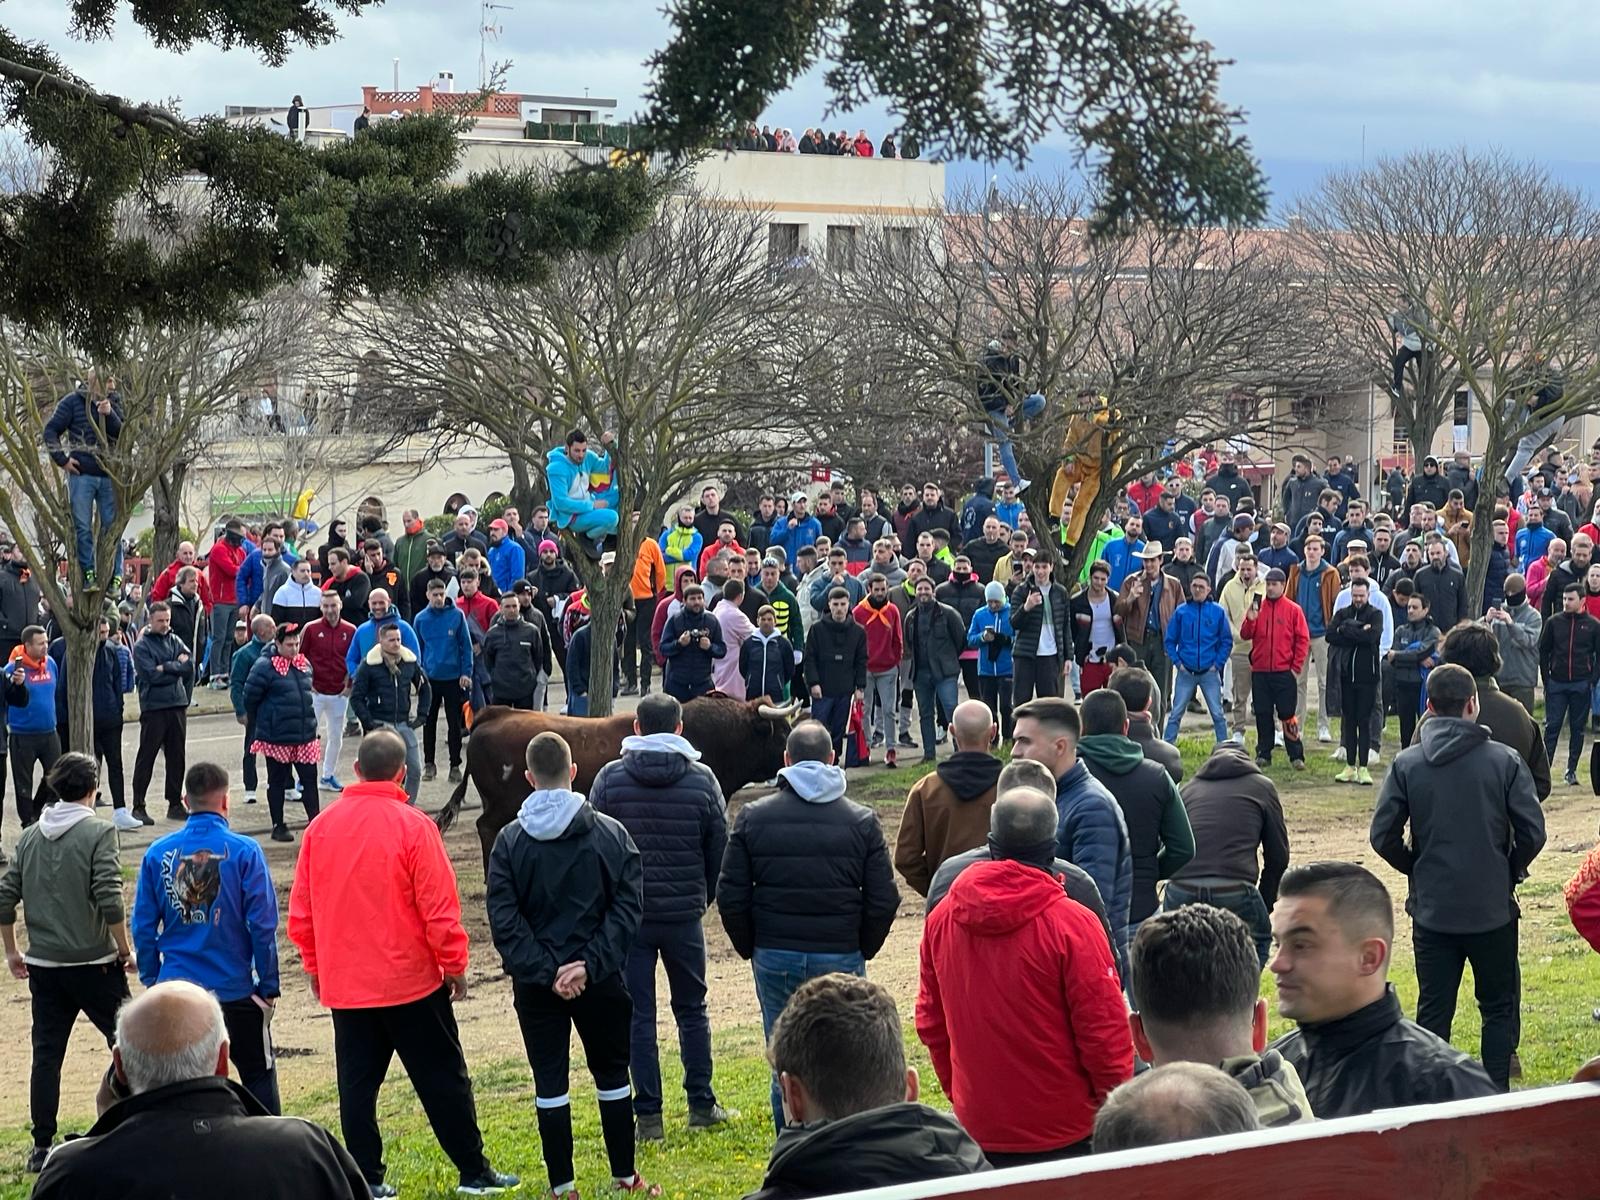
[10,0,1600,207]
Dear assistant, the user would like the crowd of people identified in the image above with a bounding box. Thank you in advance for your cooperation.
[3,387,1600,1197]
[727,124,920,160]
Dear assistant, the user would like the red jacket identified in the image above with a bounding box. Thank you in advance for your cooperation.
[1240,594,1310,675]
[1567,843,1600,954]
[698,539,744,578]
[150,558,214,610]
[287,779,469,1009]
[457,590,499,636]
[206,538,248,606]
[302,616,356,695]
[853,596,904,673]
[1126,480,1162,514]
[916,859,1132,1153]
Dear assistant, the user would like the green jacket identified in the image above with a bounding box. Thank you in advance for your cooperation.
[1222,1050,1315,1127]
[392,531,432,602]
[0,806,123,964]
[1077,525,1120,583]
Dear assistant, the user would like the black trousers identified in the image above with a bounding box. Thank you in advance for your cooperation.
[1393,344,1426,393]
[1340,681,1377,767]
[29,962,128,1145]
[1414,918,1519,1091]
[221,996,281,1114]
[132,706,186,809]
[331,986,490,1186]
[9,730,59,825]
[1014,653,1062,704]
[265,758,320,828]
[1252,670,1304,763]
[977,675,1014,740]
[513,974,635,1188]
[958,657,981,702]
[625,596,659,688]
[1396,676,1424,749]
[92,719,125,809]
[424,678,466,768]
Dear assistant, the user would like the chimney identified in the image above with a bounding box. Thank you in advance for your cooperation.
[392,58,400,90]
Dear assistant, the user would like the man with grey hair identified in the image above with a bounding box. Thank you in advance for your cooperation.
[1091,1062,1261,1153]
[32,980,370,1199]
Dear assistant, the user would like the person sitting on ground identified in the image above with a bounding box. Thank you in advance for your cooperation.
[1268,861,1498,1118]
[893,700,1004,896]
[742,973,988,1200]
[1128,905,1312,1126]
[1091,1062,1260,1153]
[31,980,369,1200]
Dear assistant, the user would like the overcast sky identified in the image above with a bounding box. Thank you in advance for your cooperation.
[11,0,1600,206]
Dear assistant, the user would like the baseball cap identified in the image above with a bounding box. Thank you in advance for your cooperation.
[425,539,444,555]
[791,491,808,503]
[1265,567,1287,583]
[234,619,247,630]
[489,518,508,531]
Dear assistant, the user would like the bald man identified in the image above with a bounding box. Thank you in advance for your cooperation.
[894,700,1004,895]
[1092,1062,1260,1153]
[33,981,369,1200]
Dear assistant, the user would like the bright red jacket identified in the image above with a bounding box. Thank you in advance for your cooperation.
[853,596,904,673]
[916,859,1132,1153]
[1126,480,1162,514]
[287,779,469,1009]
[457,590,500,637]
[1566,842,1600,954]
[301,616,356,695]
[206,537,248,605]
[149,558,214,610]
[1240,594,1310,675]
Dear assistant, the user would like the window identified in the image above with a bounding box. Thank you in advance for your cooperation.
[827,224,858,270]
[1453,388,1471,429]
[768,222,801,263]
[1291,395,1328,428]
[886,227,915,261]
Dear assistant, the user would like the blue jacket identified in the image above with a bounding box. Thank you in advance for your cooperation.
[769,514,822,560]
[1053,760,1133,961]
[43,389,123,476]
[413,603,474,681]
[994,499,1024,529]
[659,524,703,569]
[234,544,299,609]
[344,613,420,675]
[546,445,612,528]
[1164,597,1233,673]
[966,605,1014,676]
[1483,542,1510,610]
[1255,544,1300,574]
[132,811,280,1002]
[1516,524,1555,572]
[241,652,318,746]
[1100,537,1146,591]
[4,652,59,735]
[49,637,132,726]
[487,537,527,592]
[230,636,270,718]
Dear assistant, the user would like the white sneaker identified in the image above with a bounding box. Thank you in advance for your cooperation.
[1330,746,1346,762]
[112,808,143,832]
[1317,725,1332,743]
[1368,749,1382,765]
[1015,479,1032,494]
[285,788,302,802]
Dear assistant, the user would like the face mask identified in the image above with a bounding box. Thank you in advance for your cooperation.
[225,530,243,546]
[405,518,424,535]
[1506,590,1526,606]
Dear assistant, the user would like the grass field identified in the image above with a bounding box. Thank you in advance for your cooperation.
[1,724,1595,1199]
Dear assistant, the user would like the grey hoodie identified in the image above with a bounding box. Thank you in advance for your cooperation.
[777,760,847,804]
[518,787,587,840]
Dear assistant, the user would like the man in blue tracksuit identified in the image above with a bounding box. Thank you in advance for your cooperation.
[1163,573,1233,744]
[413,578,475,783]
[545,428,618,559]
[131,760,282,1112]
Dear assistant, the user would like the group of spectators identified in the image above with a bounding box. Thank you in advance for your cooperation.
[729,123,920,160]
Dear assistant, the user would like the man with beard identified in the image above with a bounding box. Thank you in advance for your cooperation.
[1280,455,1326,530]
[1142,487,1187,554]
[964,517,1008,583]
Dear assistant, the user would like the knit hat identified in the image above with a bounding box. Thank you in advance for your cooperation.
[1265,567,1287,583]
[984,581,1006,603]
[537,539,559,555]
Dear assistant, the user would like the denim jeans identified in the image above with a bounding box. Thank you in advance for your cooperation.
[1164,881,1273,970]
[752,947,865,1130]
[379,722,423,802]
[987,392,1047,486]
[1164,666,1228,743]
[1544,679,1589,773]
[1504,414,1565,488]
[624,920,716,1117]
[912,674,960,759]
[67,472,121,581]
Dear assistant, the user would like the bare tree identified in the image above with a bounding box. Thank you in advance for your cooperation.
[832,178,1347,580]
[344,197,818,715]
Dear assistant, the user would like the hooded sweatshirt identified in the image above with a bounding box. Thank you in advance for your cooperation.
[1077,733,1195,922]
[1222,1050,1315,1127]
[894,751,1003,897]
[0,803,123,965]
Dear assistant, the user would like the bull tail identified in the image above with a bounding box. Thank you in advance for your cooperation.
[435,770,472,835]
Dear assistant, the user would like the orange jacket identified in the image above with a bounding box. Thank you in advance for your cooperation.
[630,538,667,601]
[287,779,469,1009]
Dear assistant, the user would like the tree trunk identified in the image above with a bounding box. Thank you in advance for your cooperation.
[151,463,187,570]
[1463,428,1510,615]
[582,564,632,719]
[63,618,99,756]
[508,454,545,521]
[1404,413,1445,465]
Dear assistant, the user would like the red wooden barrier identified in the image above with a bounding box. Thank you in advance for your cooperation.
[822,1083,1600,1200]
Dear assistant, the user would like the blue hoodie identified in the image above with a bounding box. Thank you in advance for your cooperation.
[132,811,281,1001]
[545,445,612,529]
[967,601,1014,677]
[769,514,822,560]
[4,651,58,735]
[413,602,474,681]
[235,543,300,609]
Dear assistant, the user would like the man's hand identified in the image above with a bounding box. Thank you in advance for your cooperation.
[1024,589,1042,611]
[95,397,113,416]
[854,688,864,706]
[600,430,616,447]
[342,681,354,696]
[10,665,24,686]
[307,974,320,1002]
[118,951,136,975]
[6,951,27,980]
[982,628,995,641]
[809,684,823,700]
[698,634,711,650]
[177,653,190,664]
[459,675,472,690]
[445,973,468,1001]
[593,498,609,509]
[678,630,692,646]
[554,961,588,999]
[62,458,81,476]
[236,714,246,726]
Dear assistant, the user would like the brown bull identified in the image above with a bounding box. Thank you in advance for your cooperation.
[434,695,803,867]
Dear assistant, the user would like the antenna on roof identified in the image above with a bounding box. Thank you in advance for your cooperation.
[480,0,513,90]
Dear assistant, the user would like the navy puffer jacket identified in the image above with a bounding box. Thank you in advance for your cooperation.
[589,735,728,923]
[241,651,318,746]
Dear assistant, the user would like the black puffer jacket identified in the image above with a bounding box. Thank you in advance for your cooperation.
[132,627,192,711]
[742,1103,988,1200]
[1008,580,1071,659]
[1078,734,1195,923]
[717,763,899,959]
[486,796,642,988]
[241,651,318,745]
[348,645,432,730]
[802,614,867,695]
[1271,986,1497,1119]
[590,737,728,923]
[0,559,41,645]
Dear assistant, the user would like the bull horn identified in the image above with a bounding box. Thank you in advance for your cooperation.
[758,699,804,720]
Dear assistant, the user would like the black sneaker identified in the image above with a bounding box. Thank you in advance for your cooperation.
[448,766,462,783]
[271,824,294,843]
[620,683,639,697]
[636,1112,664,1142]
[897,733,916,748]
[165,803,188,822]
[25,1145,49,1172]
[422,763,437,782]
[688,1102,734,1128]
[133,806,155,826]
[458,1169,519,1195]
